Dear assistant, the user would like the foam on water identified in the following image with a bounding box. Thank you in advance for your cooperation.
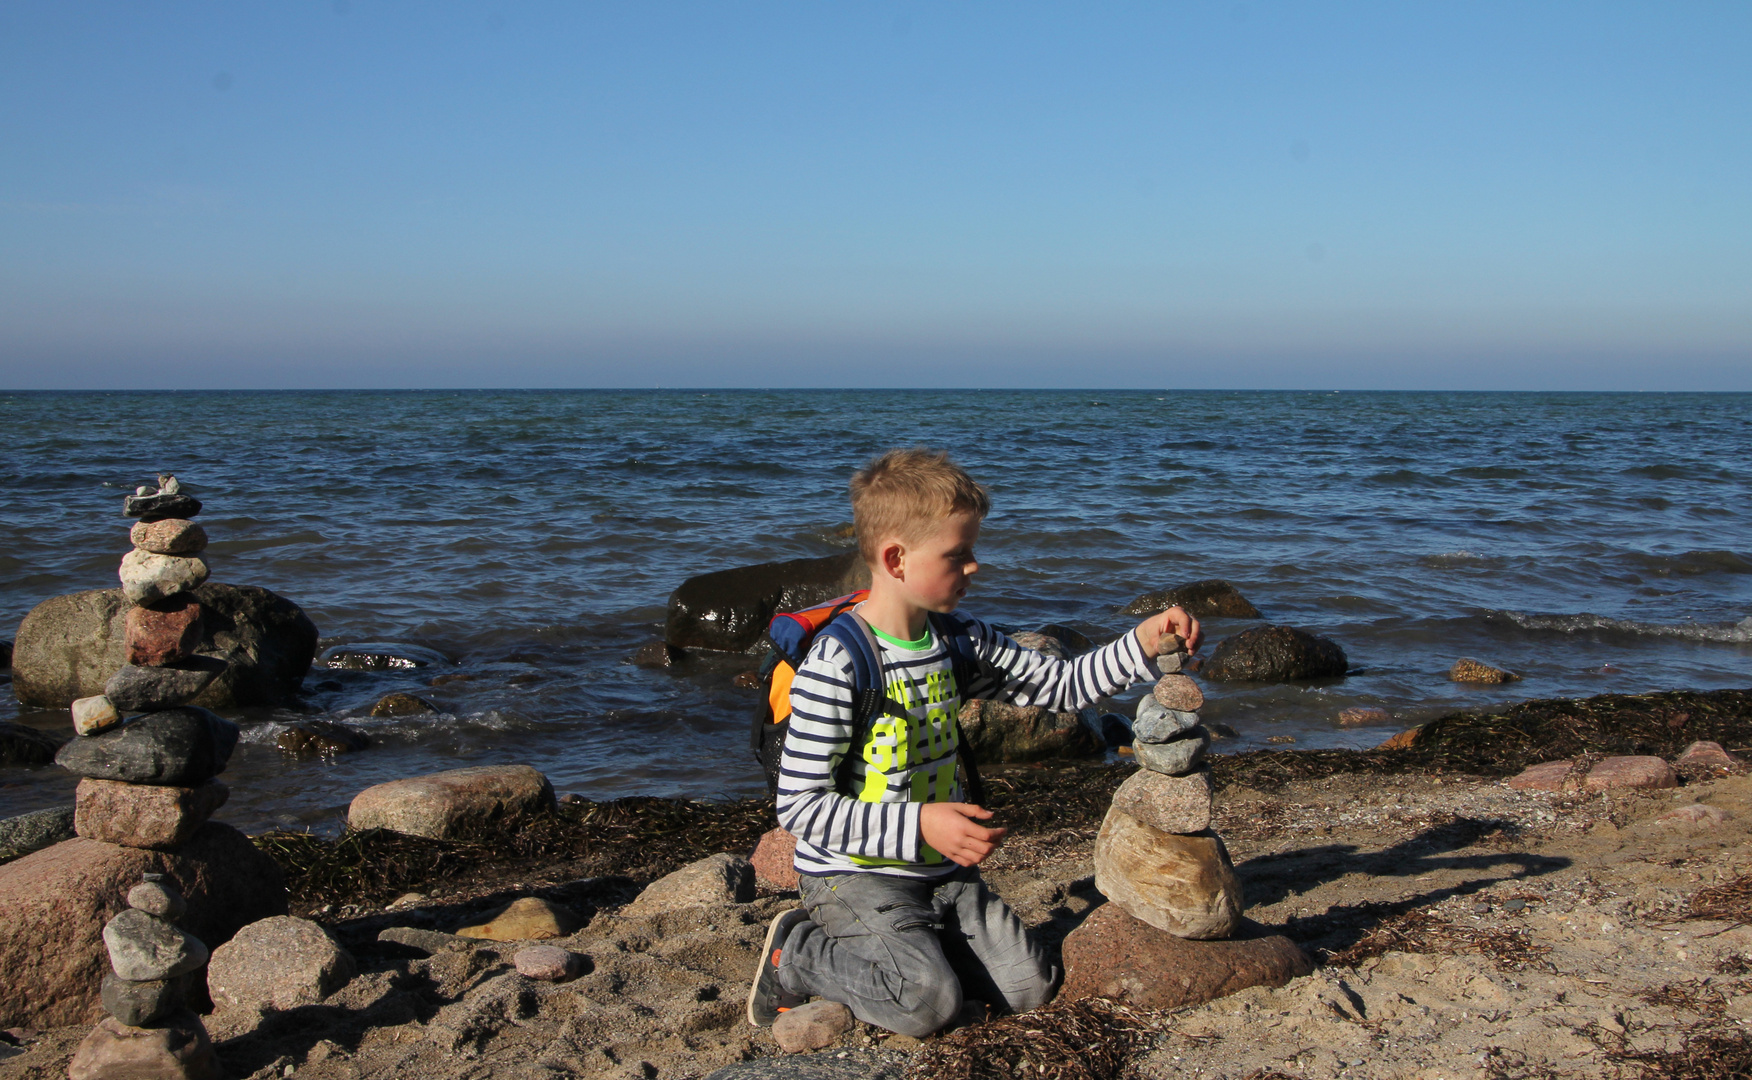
[2,389,1749,832]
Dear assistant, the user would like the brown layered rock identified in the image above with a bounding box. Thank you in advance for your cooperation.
[73,779,229,851]
[957,699,1103,764]
[207,916,356,1012]
[125,597,204,667]
[129,519,208,556]
[771,999,855,1052]
[750,827,800,889]
[348,764,555,840]
[0,823,287,1028]
[455,897,583,941]
[1450,658,1521,684]
[1109,768,1214,835]
[1093,807,1243,940]
[1061,903,1313,1009]
[67,1013,216,1080]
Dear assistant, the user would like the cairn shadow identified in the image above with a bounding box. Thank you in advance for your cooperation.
[1231,815,1570,954]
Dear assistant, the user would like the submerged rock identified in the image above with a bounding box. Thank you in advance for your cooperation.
[1201,624,1348,683]
[666,551,870,653]
[276,720,370,755]
[371,691,438,717]
[1120,580,1262,619]
[0,721,64,766]
[1450,658,1522,684]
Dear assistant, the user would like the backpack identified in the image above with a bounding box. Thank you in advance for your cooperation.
[749,591,989,807]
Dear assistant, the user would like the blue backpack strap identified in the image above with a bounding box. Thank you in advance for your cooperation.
[817,612,889,796]
[928,610,993,807]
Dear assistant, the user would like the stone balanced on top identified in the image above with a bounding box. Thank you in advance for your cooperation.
[1092,633,1244,939]
[50,478,238,1079]
[67,873,218,1080]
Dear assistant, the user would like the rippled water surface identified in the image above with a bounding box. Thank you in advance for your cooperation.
[3,390,1749,832]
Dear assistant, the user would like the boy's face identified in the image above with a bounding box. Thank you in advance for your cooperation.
[895,511,982,614]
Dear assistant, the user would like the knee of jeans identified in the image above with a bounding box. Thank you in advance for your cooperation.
[889,974,962,1038]
[1005,963,1058,1014]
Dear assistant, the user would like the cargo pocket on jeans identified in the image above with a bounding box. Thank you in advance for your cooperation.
[877,900,940,935]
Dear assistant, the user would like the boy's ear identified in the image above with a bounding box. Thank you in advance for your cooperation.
[879,539,906,580]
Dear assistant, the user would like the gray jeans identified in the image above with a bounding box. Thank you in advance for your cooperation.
[777,866,1059,1037]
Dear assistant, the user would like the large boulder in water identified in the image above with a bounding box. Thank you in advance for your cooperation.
[1201,624,1348,683]
[1120,579,1261,619]
[12,584,318,709]
[0,822,288,1028]
[665,552,870,653]
[958,700,1103,764]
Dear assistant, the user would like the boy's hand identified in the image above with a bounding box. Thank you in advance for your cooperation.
[920,802,1008,867]
[1135,605,1202,657]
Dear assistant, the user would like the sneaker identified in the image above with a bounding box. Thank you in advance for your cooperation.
[746,907,809,1026]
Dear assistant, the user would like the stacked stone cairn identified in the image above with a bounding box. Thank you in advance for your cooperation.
[68,873,217,1080]
[1093,633,1244,940]
[50,478,238,1077]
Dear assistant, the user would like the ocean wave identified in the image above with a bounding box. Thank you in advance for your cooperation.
[1624,549,1752,577]
[1497,610,1752,644]
[1421,551,1507,570]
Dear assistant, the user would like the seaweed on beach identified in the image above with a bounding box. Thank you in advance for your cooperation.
[255,795,777,910]
[1607,1029,1752,1080]
[1210,688,1752,792]
[1326,906,1550,970]
[905,997,1159,1080]
[1686,871,1752,926]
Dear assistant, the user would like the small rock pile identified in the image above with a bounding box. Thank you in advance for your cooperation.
[1062,633,1313,1010]
[68,873,217,1080]
[1097,633,1240,939]
[56,477,239,852]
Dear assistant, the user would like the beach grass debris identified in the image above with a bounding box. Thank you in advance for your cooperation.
[1686,870,1752,926]
[1604,1028,1752,1080]
[903,997,1159,1080]
[1326,906,1551,971]
[1637,980,1729,1017]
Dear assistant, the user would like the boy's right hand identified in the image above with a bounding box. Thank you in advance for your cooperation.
[920,802,1008,867]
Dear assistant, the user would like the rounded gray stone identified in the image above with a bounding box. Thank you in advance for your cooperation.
[102,909,209,982]
[1132,727,1211,777]
[129,880,188,921]
[1133,696,1200,743]
[55,707,240,786]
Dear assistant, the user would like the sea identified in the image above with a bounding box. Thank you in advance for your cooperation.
[2,390,1749,835]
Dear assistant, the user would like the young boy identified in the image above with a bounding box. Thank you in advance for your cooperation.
[746,448,1201,1038]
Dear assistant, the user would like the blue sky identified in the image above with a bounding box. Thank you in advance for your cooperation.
[2,3,1748,389]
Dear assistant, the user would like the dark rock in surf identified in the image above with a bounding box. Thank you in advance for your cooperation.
[104,658,225,713]
[55,708,239,786]
[276,720,371,755]
[0,722,64,767]
[631,641,682,668]
[370,692,437,718]
[957,700,1103,764]
[665,551,871,653]
[11,585,317,710]
[1034,623,1095,655]
[0,805,76,855]
[1200,625,1348,683]
[122,493,202,522]
[1120,580,1262,620]
[319,643,450,670]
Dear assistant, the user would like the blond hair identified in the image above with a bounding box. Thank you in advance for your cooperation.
[850,448,990,564]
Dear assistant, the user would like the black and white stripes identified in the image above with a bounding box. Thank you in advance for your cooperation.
[776,607,1152,879]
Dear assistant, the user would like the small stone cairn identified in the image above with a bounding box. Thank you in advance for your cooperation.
[68,873,217,1080]
[50,478,239,1078]
[1092,633,1245,939]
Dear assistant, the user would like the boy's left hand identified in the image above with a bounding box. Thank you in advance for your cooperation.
[1134,605,1202,658]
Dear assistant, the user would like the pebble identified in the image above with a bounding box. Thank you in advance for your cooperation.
[129,519,208,556]
[102,909,209,982]
[1132,728,1211,777]
[771,999,854,1053]
[105,662,221,712]
[1659,804,1732,827]
[1152,674,1205,712]
[121,492,203,522]
[129,879,189,921]
[513,945,585,982]
[1133,696,1200,743]
[1156,650,1187,676]
[71,696,122,737]
[117,550,210,605]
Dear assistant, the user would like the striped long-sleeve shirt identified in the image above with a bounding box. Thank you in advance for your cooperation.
[775,607,1153,878]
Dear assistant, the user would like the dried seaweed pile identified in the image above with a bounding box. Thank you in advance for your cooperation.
[1608,1030,1752,1080]
[255,795,776,909]
[904,997,1159,1080]
[1687,871,1752,925]
[1327,907,1550,970]
[1210,688,1752,792]
[978,764,1130,834]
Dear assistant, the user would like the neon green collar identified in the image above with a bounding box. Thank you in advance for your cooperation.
[869,622,933,651]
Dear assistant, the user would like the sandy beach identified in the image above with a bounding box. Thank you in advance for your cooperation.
[5,688,1752,1080]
